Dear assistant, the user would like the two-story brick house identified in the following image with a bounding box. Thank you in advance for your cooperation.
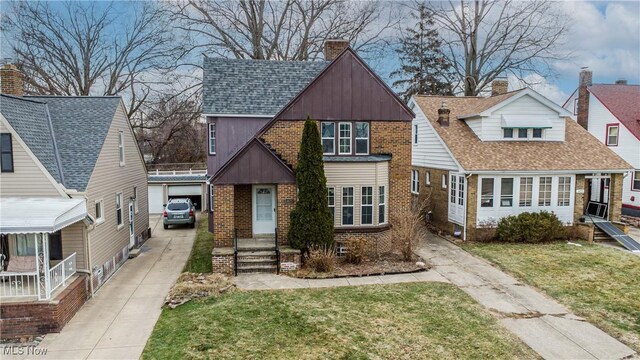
[204,41,414,274]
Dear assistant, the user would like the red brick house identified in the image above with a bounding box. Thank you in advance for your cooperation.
[203,41,414,274]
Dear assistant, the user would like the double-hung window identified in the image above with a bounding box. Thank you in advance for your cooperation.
[634,171,640,191]
[500,178,514,207]
[378,186,386,224]
[209,123,216,154]
[361,186,373,225]
[95,199,105,224]
[355,122,369,155]
[481,178,494,207]
[321,122,335,154]
[411,170,419,194]
[558,177,571,206]
[118,131,125,166]
[339,123,351,154]
[538,177,552,206]
[327,187,335,220]
[519,177,533,207]
[116,192,123,228]
[606,124,619,146]
[133,187,138,213]
[1,133,14,172]
[342,187,354,225]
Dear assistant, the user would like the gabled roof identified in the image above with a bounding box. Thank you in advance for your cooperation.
[588,84,640,140]
[413,93,631,172]
[202,57,329,116]
[1,95,121,191]
[457,88,571,119]
[0,95,64,183]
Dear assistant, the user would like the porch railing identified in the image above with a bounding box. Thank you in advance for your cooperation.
[0,272,38,298]
[49,252,77,294]
[233,228,238,276]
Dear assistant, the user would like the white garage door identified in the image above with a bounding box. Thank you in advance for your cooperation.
[168,185,201,196]
[148,185,164,214]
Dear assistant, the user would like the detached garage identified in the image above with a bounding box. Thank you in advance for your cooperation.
[147,172,208,214]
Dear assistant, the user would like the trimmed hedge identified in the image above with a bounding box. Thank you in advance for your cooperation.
[495,211,564,243]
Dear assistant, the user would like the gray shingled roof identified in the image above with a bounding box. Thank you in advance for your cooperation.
[0,95,63,183]
[203,57,328,116]
[27,96,120,191]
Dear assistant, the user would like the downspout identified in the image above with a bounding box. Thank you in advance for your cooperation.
[84,225,94,297]
[464,173,474,241]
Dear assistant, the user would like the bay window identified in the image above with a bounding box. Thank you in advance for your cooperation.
[355,122,369,155]
[327,187,335,219]
[339,123,352,154]
[379,186,386,224]
[361,187,373,225]
[321,122,335,154]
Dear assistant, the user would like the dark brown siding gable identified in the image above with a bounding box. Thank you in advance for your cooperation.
[274,48,414,122]
[212,138,295,184]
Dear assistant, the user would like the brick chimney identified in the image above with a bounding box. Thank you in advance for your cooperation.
[491,78,508,96]
[437,101,450,127]
[0,64,24,96]
[577,69,592,129]
[615,79,628,85]
[324,39,349,61]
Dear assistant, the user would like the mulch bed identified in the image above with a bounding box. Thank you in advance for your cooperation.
[289,253,430,279]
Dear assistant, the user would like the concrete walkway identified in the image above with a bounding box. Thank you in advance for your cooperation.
[9,215,196,360]
[234,269,449,290]
[415,235,636,360]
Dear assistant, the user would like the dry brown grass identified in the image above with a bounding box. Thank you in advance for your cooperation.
[165,273,235,309]
[305,246,336,273]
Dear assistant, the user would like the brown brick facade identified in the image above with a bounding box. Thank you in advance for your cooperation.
[261,120,305,168]
[211,253,234,276]
[412,166,452,232]
[0,64,24,96]
[276,183,297,245]
[609,173,623,222]
[214,185,235,247]
[234,185,252,238]
[0,275,88,339]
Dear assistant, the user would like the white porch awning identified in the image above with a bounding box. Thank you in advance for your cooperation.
[501,115,553,129]
[0,197,87,234]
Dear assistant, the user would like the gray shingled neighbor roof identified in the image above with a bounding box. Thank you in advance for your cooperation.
[0,95,63,183]
[203,57,329,116]
[27,96,121,191]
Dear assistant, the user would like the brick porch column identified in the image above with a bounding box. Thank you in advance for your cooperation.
[213,185,235,247]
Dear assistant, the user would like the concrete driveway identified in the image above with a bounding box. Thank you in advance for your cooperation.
[11,215,196,360]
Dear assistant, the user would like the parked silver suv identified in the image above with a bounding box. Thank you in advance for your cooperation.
[163,198,196,229]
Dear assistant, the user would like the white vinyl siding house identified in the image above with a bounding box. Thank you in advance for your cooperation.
[411,105,459,171]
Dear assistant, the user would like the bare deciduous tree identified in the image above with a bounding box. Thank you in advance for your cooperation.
[168,0,398,61]
[2,1,182,117]
[430,0,569,96]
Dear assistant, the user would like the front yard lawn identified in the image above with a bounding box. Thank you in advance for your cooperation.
[143,282,536,359]
[182,217,213,273]
[463,241,640,352]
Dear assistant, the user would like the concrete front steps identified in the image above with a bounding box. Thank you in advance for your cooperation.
[237,246,278,274]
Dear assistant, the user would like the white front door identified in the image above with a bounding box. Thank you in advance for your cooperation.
[448,173,465,225]
[128,200,135,248]
[252,185,276,235]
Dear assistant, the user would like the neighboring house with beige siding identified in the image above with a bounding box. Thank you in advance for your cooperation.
[410,82,632,241]
[0,68,149,338]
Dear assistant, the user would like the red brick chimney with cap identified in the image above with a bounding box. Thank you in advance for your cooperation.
[577,69,592,129]
[491,78,509,96]
[0,64,24,96]
[324,39,349,61]
[437,101,450,127]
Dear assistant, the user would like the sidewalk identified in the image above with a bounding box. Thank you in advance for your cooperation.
[415,235,636,360]
[6,215,196,360]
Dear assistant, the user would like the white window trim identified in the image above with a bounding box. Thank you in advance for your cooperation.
[355,122,369,155]
[116,192,124,230]
[338,122,352,155]
[209,123,216,155]
[133,187,139,214]
[425,171,431,185]
[411,170,419,194]
[503,127,546,141]
[606,125,619,146]
[95,199,105,225]
[118,131,125,166]
[378,186,386,225]
[209,184,214,212]
[361,186,373,225]
[557,176,572,206]
[341,186,354,225]
[321,122,335,155]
